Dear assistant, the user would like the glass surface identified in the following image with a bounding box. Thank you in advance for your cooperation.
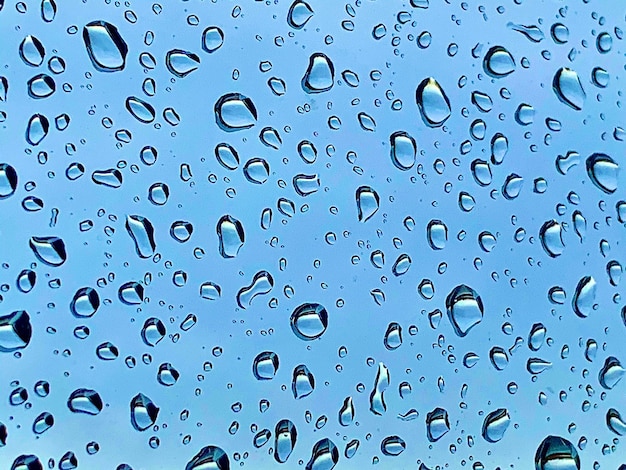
[0,0,625,469]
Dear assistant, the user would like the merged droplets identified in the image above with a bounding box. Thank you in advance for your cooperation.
[82,21,128,72]
[415,78,451,127]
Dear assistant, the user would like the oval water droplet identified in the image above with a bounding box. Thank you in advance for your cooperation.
[19,35,46,67]
[274,420,297,463]
[415,77,451,127]
[572,276,596,318]
[166,49,200,78]
[553,68,585,111]
[217,215,245,258]
[202,27,224,53]
[130,393,159,431]
[70,287,100,318]
[214,93,257,132]
[390,131,417,170]
[305,438,338,470]
[252,351,279,380]
[287,0,314,29]
[482,408,510,442]
[586,153,618,194]
[446,285,484,337]
[426,407,450,442]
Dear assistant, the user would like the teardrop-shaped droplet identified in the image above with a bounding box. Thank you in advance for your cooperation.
[165,49,200,78]
[215,143,239,170]
[302,53,334,93]
[380,436,405,456]
[370,362,389,415]
[83,21,128,72]
[67,389,103,415]
[214,93,257,132]
[290,303,328,340]
[125,215,156,259]
[287,0,314,29]
[338,396,355,426]
[415,77,451,127]
[534,436,579,470]
[130,393,159,431]
[483,46,516,77]
[553,68,585,111]
[0,310,32,352]
[29,236,66,266]
[356,186,379,222]
[446,285,484,337]
[586,153,619,194]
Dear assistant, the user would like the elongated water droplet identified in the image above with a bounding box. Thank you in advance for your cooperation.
[125,215,156,259]
[236,271,273,309]
[19,35,46,67]
[83,21,128,72]
[416,77,451,127]
[356,186,379,222]
[370,362,389,416]
[553,68,585,111]
[126,96,155,123]
[166,49,200,78]
[390,131,417,170]
[482,408,510,442]
[0,163,18,199]
[26,113,49,146]
[217,215,244,258]
[572,276,596,318]
[426,407,450,442]
[293,174,320,196]
[599,356,625,389]
[540,220,565,258]
[292,364,315,399]
[274,420,297,463]
[607,408,626,436]
[202,27,224,53]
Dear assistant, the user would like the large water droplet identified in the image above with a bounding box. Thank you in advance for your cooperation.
[217,215,245,258]
[19,35,46,67]
[274,419,297,463]
[292,364,315,399]
[302,53,334,94]
[185,446,229,470]
[67,389,103,415]
[166,49,200,78]
[356,186,379,222]
[586,153,619,194]
[287,0,314,29]
[482,408,510,442]
[572,276,596,318]
[83,21,128,72]
[290,303,328,340]
[130,393,159,431]
[125,215,156,259]
[426,407,450,442]
[483,46,516,77]
[214,93,257,132]
[252,351,279,380]
[415,78,451,127]
[553,68,585,110]
[534,436,579,470]
[305,438,338,470]
[446,285,484,337]
[29,236,66,266]
[390,131,417,170]
[0,311,32,352]
[0,163,18,199]
[70,287,100,318]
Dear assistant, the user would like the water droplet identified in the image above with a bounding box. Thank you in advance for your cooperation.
[70,287,100,318]
[0,310,32,352]
[446,285,484,337]
[390,131,417,170]
[126,96,155,123]
[125,215,156,259]
[292,364,315,399]
[535,436,579,470]
[130,393,159,431]
[274,419,297,463]
[166,49,200,78]
[83,21,128,72]
[185,446,229,470]
[586,153,619,194]
[252,351,279,380]
[302,53,334,94]
[214,93,257,132]
[0,164,18,199]
[287,0,314,29]
[381,435,405,456]
[572,276,596,318]
[483,46,516,77]
[19,35,46,67]
[68,389,103,415]
[305,438,338,470]
[356,186,379,222]
[553,68,585,111]
[415,78,451,127]
[26,113,49,146]
[482,408,510,442]
[290,303,328,340]
[426,407,450,442]
[29,236,66,266]
[598,356,625,389]
[202,27,224,53]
